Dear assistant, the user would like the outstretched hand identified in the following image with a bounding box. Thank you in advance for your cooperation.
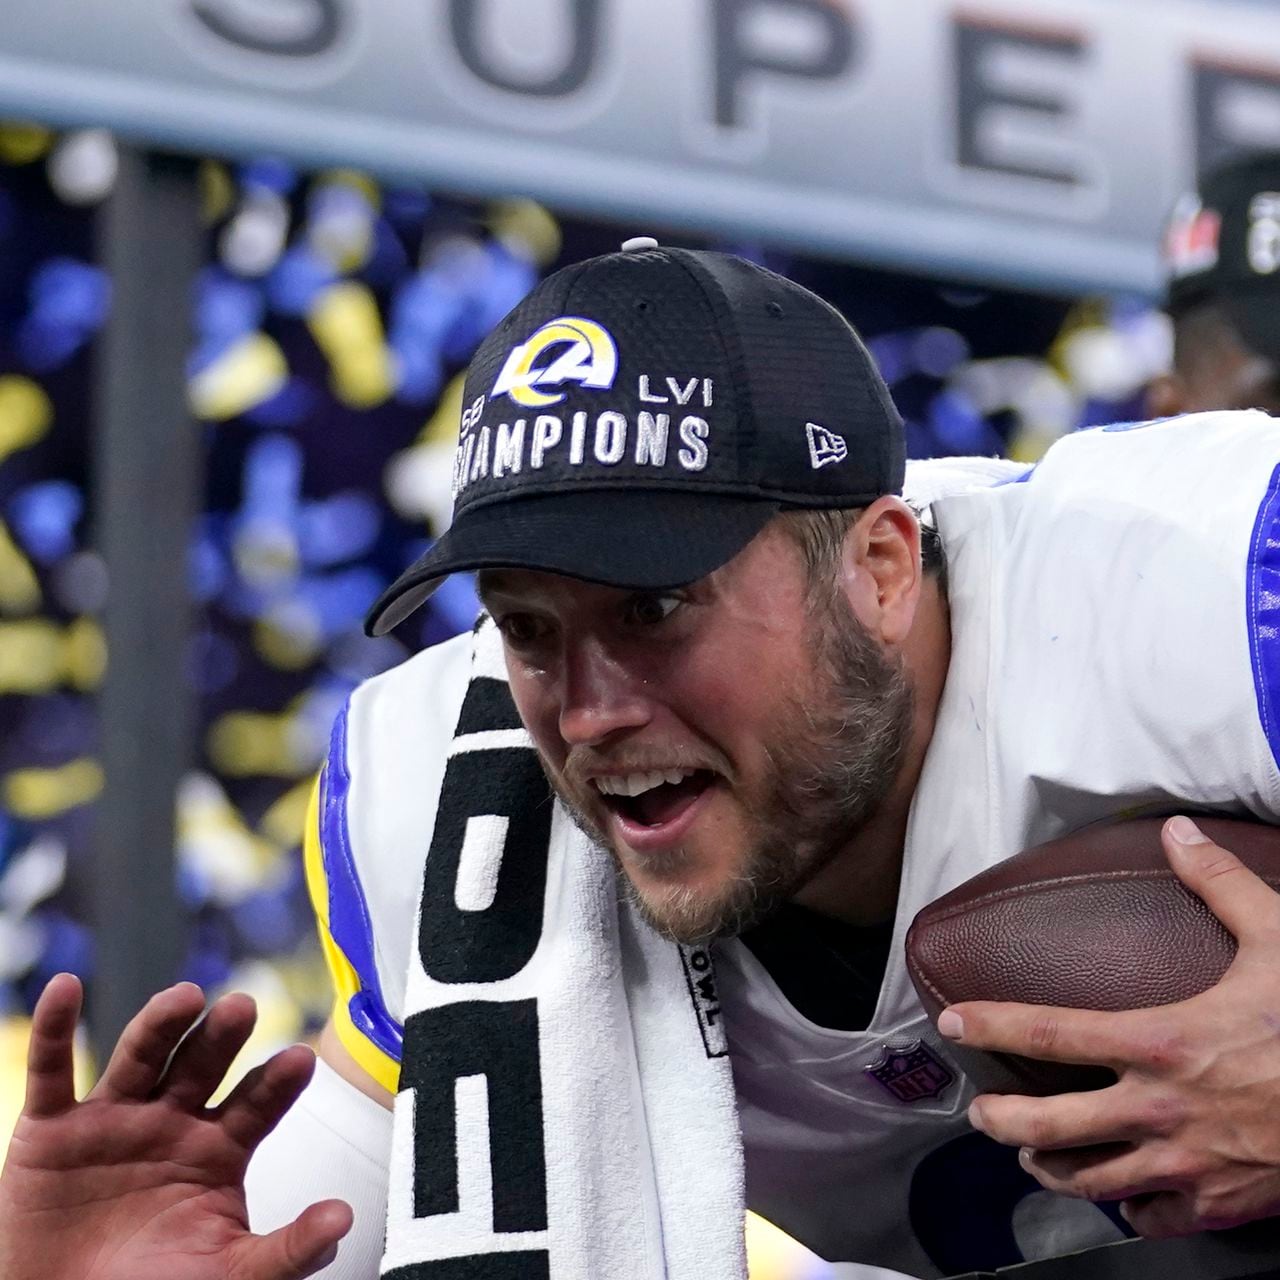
[940,816,1280,1237]
[0,975,352,1280]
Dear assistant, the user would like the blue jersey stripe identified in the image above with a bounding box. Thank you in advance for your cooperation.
[319,698,404,1063]
[1248,463,1280,774]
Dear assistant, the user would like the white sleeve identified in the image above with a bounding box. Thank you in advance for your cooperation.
[245,1060,393,1280]
[976,409,1280,824]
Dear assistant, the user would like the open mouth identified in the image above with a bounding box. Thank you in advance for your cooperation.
[593,768,718,829]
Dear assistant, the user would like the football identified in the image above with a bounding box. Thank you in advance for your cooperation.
[906,816,1280,1096]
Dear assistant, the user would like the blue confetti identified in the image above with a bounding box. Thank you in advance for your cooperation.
[298,492,381,567]
[7,480,83,563]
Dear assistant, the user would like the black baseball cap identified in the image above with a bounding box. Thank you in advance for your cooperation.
[366,240,904,636]
[1164,151,1280,356]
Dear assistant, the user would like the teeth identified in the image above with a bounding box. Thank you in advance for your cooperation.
[594,768,697,797]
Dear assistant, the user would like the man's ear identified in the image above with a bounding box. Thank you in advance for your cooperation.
[839,497,922,647]
[1145,371,1186,419]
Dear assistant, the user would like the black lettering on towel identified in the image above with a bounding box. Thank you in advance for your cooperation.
[401,1000,547,1231]
[418,745,553,985]
[384,1252,549,1279]
[403,657,552,1264]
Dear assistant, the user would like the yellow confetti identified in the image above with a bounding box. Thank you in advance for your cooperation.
[4,759,103,821]
[208,710,311,779]
[307,170,380,272]
[64,618,107,690]
[178,772,281,894]
[0,618,108,693]
[0,619,64,693]
[321,169,380,209]
[188,332,288,421]
[421,371,467,445]
[487,198,562,267]
[0,121,53,165]
[259,777,317,849]
[1046,299,1109,378]
[253,605,323,671]
[232,518,299,589]
[0,521,40,614]
[0,376,53,465]
[307,282,395,408]
[199,159,236,225]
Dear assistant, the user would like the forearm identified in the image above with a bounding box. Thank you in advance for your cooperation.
[246,1056,393,1279]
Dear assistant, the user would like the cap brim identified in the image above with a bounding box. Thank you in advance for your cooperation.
[365,490,779,636]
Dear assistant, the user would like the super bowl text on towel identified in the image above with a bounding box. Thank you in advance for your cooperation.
[400,672,554,1269]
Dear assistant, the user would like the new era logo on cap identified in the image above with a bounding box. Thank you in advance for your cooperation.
[806,421,848,469]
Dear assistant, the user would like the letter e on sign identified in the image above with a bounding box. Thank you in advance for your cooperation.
[954,12,1087,188]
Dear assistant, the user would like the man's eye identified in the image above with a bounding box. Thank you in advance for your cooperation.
[495,613,547,647]
[625,593,682,626]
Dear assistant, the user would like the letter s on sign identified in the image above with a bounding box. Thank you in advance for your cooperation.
[191,0,342,56]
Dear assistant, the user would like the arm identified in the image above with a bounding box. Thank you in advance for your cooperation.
[939,816,1280,1237]
[253,764,400,1279]
[244,1021,392,1280]
[0,975,351,1280]
[315,1020,394,1109]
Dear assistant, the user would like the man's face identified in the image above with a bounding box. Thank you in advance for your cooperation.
[1149,303,1280,417]
[479,525,914,945]
[1178,348,1280,415]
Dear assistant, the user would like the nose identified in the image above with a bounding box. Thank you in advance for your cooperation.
[557,636,652,747]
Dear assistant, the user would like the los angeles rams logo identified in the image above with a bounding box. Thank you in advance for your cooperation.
[491,316,618,407]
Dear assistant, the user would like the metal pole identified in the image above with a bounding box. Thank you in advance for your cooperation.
[90,146,201,1057]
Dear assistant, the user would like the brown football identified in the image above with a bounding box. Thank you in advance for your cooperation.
[906,816,1280,1096]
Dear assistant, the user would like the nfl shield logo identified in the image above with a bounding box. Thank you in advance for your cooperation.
[865,1040,954,1104]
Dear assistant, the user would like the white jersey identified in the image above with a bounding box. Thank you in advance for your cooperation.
[305,410,1280,1277]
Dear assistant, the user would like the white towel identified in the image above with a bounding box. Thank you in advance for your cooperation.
[903,455,1028,513]
[381,620,746,1279]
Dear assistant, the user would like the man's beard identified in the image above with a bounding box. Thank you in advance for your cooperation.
[545,596,915,945]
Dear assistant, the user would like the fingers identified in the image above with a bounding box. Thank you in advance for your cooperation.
[1022,1141,1188,1204]
[1161,816,1280,946]
[969,1080,1175,1152]
[1018,1146,1172,1203]
[24,973,83,1117]
[939,1000,1137,1069]
[94,983,207,1103]
[215,1043,316,1155]
[232,1198,353,1280]
[1120,1193,1205,1239]
[161,992,258,1112]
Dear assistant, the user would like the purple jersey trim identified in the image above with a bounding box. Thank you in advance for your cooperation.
[1248,462,1280,774]
[320,698,404,1064]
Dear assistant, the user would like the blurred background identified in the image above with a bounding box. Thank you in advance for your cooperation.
[0,1,1273,1276]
